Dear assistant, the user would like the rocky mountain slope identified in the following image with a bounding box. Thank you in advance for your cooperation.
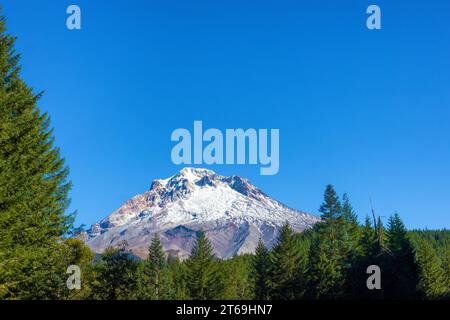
[85,168,320,259]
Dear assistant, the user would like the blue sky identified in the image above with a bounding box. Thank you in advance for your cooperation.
[3,0,450,229]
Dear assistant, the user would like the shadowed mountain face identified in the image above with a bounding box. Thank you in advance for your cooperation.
[85,168,321,259]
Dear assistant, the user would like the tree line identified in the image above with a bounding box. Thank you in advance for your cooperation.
[59,185,449,300]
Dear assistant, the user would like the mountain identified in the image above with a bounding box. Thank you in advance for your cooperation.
[85,167,321,259]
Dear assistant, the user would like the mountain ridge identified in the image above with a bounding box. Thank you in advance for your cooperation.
[85,167,321,259]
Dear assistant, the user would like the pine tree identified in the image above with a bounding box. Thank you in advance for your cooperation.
[307,224,345,299]
[341,193,360,246]
[319,185,341,220]
[221,255,254,300]
[0,15,72,299]
[348,216,384,299]
[360,216,377,257]
[167,255,190,300]
[383,213,419,299]
[185,231,223,300]
[140,234,173,299]
[269,222,307,299]
[415,240,447,299]
[252,239,271,300]
[308,186,356,299]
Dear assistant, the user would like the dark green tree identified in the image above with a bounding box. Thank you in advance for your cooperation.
[348,216,384,299]
[139,234,173,299]
[341,193,360,247]
[0,15,72,299]
[269,222,307,299]
[252,239,271,300]
[383,213,419,299]
[63,238,96,300]
[185,231,223,300]
[360,216,377,257]
[167,255,190,300]
[221,254,254,300]
[319,185,341,220]
[341,193,358,225]
[307,224,345,299]
[92,244,139,300]
[308,186,356,299]
[415,240,448,299]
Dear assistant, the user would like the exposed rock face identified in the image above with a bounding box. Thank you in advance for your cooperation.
[85,167,320,259]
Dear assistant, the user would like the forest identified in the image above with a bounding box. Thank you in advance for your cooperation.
[0,14,449,300]
[58,188,448,301]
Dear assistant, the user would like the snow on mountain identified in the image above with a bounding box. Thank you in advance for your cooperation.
[85,167,321,259]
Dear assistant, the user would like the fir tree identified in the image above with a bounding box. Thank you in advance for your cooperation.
[185,231,223,300]
[252,239,271,300]
[221,255,254,300]
[348,216,384,299]
[140,234,173,299]
[360,216,377,256]
[269,222,307,299]
[319,185,341,220]
[415,240,448,299]
[167,255,190,300]
[307,224,345,299]
[383,213,419,299]
[341,193,360,246]
[0,15,72,299]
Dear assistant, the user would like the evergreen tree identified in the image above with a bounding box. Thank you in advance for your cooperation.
[308,187,354,299]
[63,238,95,300]
[269,222,307,299]
[341,193,360,246]
[92,244,138,300]
[383,213,419,299]
[167,255,190,300]
[307,224,345,299]
[415,240,448,299]
[221,255,254,300]
[319,185,341,220]
[360,216,377,257]
[252,239,271,300]
[185,231,223,300]
[0,15,72,299]
[139,234,173,299]
[348,216,384,299]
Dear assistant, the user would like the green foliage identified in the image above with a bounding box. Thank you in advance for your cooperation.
[220,255,254,299]
[0,14,73,299]
[268,222,307,299]
[75,187,447,301]
[252,239,271,300]
[91,244,138,300]
[341,193,361,248]
[167,256,190,300]
[415,240,448,299]
[307,222,346,299]
[319,185,341,220]
[382,214,420,299]
[138,234,174,299]
[62,238,95,300]
[185,231,223,300]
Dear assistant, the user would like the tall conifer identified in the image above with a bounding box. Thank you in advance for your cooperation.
[0,15,72,299]
[252,239,271,300]
[185,231,223,299]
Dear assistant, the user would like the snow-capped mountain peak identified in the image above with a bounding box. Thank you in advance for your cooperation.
[85,168,320,259]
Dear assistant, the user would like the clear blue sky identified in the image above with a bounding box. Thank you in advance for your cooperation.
[3,0,450,229]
